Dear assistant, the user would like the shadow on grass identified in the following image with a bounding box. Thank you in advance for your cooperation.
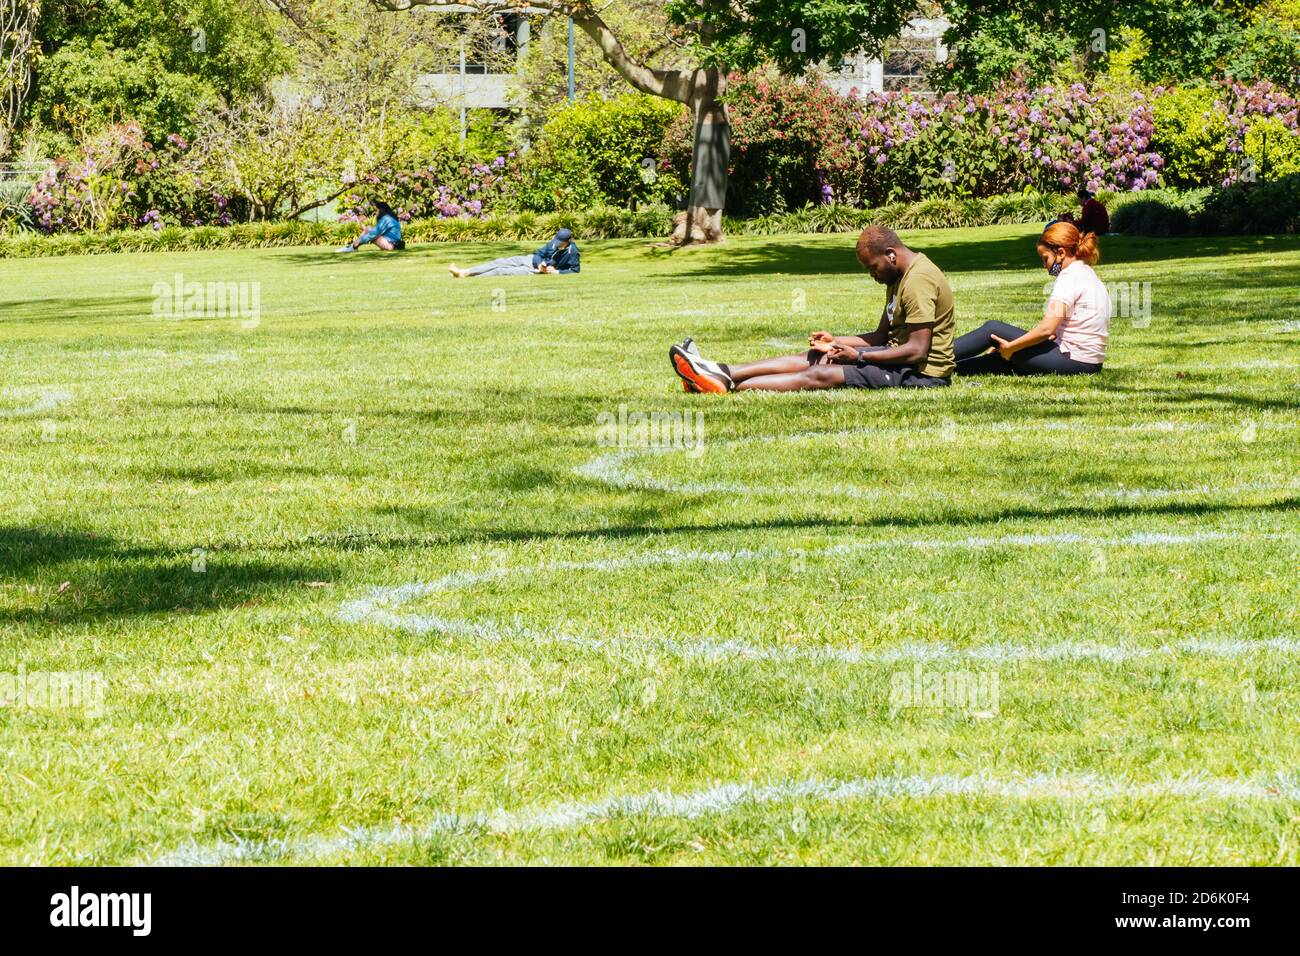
[350,494,1300,551]
[148,396,490,426]
[0,526,335,625]
[1087,379,1300,412]
[0,295,155,325]
[2,491,1291,623]
[671,231,1300,278]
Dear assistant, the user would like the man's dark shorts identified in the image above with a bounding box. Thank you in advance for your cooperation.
[842,364,950,389]
[806,345,949,390]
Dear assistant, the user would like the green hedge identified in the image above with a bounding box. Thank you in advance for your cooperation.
[1196,173,1300,235]
[0,206,676,259]
[4,184,1292,258]
[731,192,1077,234]
[1107,178,1300,236]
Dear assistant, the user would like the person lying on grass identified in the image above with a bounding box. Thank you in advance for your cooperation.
[448,228,580,278]
[669,225,955,393]
[954,221,1111,377]
[338,200,405,252]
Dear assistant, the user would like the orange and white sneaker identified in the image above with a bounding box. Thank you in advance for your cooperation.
[679,339,700,391]
[670,344,733,394]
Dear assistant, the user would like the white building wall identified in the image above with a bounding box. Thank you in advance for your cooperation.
[414,16,950,112]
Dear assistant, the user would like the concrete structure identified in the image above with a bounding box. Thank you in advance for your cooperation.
[822,17,949,98]
[414,14,951,120]
[413,7,541,118]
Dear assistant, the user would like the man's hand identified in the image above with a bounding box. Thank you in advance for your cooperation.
[808,330,835,351]
[990,334,1016,361]
[538,264,557,274]
[826,343,861,364]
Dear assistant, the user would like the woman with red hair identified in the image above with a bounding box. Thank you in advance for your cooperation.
[954,222,1111,376]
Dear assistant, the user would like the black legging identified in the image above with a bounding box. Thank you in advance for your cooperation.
[955,320,1102,376]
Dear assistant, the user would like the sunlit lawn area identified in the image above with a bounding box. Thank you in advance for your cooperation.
[1,224,1297,864]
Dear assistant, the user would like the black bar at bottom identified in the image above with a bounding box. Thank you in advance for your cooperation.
[0,866,1288,944]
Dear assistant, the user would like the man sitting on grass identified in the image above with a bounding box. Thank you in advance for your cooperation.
[669,226,955,393]
[449,228,580,278]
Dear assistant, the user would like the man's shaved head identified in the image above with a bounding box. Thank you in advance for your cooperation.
[856,225,905,260]
[856,226,910,284]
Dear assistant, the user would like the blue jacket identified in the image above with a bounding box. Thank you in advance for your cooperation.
[532,238,580,273]
[359,213,402,246]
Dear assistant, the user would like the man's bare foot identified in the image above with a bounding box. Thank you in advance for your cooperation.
[448,263,465,278]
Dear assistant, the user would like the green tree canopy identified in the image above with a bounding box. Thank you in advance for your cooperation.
[936,0,1300,90]
[31,0,287,148]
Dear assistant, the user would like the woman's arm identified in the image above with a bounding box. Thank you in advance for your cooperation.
[994,300,1067,356]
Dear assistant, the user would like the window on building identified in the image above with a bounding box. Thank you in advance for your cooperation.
[882,36,940,91]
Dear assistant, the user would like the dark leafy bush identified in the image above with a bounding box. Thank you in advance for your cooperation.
[508,94,685,212]
[1108,188,1210,236]
[663,73,858,217]
[1110,200,1193,236]
[1196,173,1300,234]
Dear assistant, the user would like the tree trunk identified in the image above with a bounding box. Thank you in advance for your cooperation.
[373,3,733,243]
[672,78,729,245]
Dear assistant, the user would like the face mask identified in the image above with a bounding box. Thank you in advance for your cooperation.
[1048,258,1063,277]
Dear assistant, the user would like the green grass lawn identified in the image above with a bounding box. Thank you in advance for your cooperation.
[1,223,1297,865]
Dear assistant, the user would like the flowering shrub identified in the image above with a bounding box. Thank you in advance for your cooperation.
[28,123,229,232]
[662,75,1164,214]
[133,133,233,229]
[1214,80,1300,185]
[28,123,149,232]
[339,152,517,222]
[844,83,1164,205]
[1152,80,1300,189]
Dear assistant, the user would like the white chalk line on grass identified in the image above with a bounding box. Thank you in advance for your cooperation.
[1089,479,1300,501]
[576,446,1300,500]
[0,387,74,417]
[152,769,1300,865]
[338,530,1299,667]
[574,418,1298,497]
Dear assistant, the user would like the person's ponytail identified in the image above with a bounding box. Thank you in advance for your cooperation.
[1075,230,1100,265]
[1039,220,1100,266]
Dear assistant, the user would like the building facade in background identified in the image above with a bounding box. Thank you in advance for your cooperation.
[415,13,950,117]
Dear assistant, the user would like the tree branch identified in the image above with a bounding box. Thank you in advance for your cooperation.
[368,0,702,102]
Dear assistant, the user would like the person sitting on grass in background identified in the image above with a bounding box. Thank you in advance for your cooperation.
[954,221,1111,377]
[449,228,580,278]
[669,226,954,393]
[338,200,405,252]
[1060,187,1110,235]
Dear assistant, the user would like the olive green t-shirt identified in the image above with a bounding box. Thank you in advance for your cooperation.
[883,253,955,379]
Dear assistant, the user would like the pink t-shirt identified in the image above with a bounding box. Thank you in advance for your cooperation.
[1048,261,1111,365]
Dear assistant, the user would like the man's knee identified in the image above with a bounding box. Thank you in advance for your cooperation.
[801,365,844,389]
